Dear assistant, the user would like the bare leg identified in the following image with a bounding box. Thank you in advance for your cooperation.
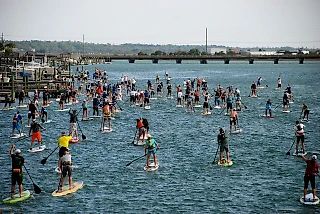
[11,185,15,199]
[69,176,73,189]
[18,184,23,197]
[146,154,150,167]
[153,154,157,166]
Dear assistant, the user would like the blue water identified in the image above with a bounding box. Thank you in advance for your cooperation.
[1,60,320,213]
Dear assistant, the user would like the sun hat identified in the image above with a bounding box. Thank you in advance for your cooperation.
[312,155,317,160]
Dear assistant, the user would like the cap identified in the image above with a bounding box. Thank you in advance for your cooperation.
[312,155,317,160]
[15,149,21,154]
[233,108,236,110]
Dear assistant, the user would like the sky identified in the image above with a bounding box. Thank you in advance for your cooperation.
[1,0,320,48]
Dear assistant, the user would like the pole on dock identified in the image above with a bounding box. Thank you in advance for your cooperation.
[205,28,208,54]
[11,71,15,100]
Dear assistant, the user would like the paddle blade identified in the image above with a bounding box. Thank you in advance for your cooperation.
[82,134,87,140]
[209,106,212,110]
[40,158,47,165]
[34,184,41,194]
[286,152,290,155]
[41,118,45,123]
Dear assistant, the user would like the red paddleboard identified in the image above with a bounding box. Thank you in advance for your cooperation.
[69,138,80,143]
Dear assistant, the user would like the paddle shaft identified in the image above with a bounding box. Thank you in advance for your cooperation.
[132,129,138,143]
[286,139,296,155]
[219,107,226,115]
[41,145,59,164]
[126,154,147,166]
[212,144,220,164]
[76,121,86,139]
[23,165,41,193]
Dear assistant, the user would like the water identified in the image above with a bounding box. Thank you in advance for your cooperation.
[1,60,320,213]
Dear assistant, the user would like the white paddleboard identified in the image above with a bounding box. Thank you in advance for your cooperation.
[101,127,113,133]
[193,105,202,108]
[10,133,27,139]
[144,162,159,172]
[25,125,31,128]
[27,145,46,153]
[17,105,28,108]
[282,110,290,113]
[150,97,157,100]
[289,101,294,104]
[54,108,70,112]
[201,112,212,116]
[144,106,151,110]
[292,151,307,156]
[300,193,320,205]
[176,105,183,108]
[43,120,53,124]
[65,102,72,106]
[167,96,173,99]
[260,114,275,118]
[81,118,93,121]
[214,106,221,109]
[250,95,258,98]
[257,86,265,89]
[230,129,242,134]
[90,115,101,119]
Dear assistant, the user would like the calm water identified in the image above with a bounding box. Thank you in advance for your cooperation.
[1,60,320,213]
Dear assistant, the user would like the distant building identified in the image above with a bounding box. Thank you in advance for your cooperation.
[209,47,227,55]
[249,51,280,56]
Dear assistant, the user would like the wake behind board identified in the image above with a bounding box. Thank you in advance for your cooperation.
[27,145,46,153]
[43,120,53,124]
[218,159,233,167]
[300,193,320,205]
[3,190,31,204]
[230,129,242,134]
[54,108,70,112]
[101,127,113,133]
[144,162,159,172]
[52,181,84,197]
[292,151,308,156]
[10,133,27,139]
[201,112,212,116]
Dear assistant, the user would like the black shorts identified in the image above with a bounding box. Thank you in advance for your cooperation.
[230,117,236,125]
[12,171,23,185]
[130,96,135,102]
[62,165,72,177]
[203,102,209,108]
[28,113,36,119]
[220,144,229,153]
[296,135,305,143]
[227,103,232,109]
[304,174,316,189]
[195,97,199,102]
[59,147,68,157]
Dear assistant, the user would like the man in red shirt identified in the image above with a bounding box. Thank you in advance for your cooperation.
[301,155,320,202]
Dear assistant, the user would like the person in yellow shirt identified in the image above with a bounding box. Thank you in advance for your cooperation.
[57,131,72,173]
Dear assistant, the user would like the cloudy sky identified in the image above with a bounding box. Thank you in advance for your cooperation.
[1,0,319,48]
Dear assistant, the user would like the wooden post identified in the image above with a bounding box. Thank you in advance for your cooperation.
[11,72,15,100]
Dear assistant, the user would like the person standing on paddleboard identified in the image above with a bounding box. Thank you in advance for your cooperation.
[250,81,257,96]
[277,76,282,89]
[229,108,239,133]
[136,118,146,145]
[27,100,37,127]
[265,99,272,117]
[12,112,22,137]
[40,106,48,123]
[295,120,306,155]
[257,77,262,86]
[301,155,319,202]
[101,101,112,131]
[58,148,73,191]
[29,119,46,150]
[57,131,72,171]
[68,108,78,139]
[9,144,24,199]
[226,94,233,114]
[82,99,89,121]
[144,136,160,168]
[218,128,230,164]
[282,91,289,111]
[202,92,210,114]
[300,102,310,121]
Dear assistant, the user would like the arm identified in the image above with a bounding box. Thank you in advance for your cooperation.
[301,155,308,162]
[10,144,15,155]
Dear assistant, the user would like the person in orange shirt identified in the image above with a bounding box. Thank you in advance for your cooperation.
[29,119,46,150]
[136,118,146,145]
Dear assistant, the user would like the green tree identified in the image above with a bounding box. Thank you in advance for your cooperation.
[188,48,201,55]
[5,42,15,48]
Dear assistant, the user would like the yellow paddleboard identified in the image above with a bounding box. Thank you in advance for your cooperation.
[52,181,84,197]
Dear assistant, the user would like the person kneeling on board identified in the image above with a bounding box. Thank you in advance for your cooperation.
[144,136,160,168]
[58,148,73,191]
[9,144,24,199]
[301,155,319,202]
[218,128,230,164]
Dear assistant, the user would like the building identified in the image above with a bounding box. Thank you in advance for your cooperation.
[209,47,227,55]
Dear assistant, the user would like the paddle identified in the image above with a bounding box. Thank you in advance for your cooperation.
[126,154,147,167]
[286,140,296,155]
[212,144,220,164]
[115,101,123,111]
[274,104,282,110]
[14,135,29,143]
[76,121,86,140]
[219,107,226,115]
[131,129,138,144]
[23,165,41,194]
[41,145,59,165]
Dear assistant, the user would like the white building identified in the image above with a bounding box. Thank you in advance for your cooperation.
[209,47,227,54]
[249,51,281,56]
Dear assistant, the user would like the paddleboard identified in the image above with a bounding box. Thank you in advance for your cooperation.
[144,106,151,110]
[55,98,60,102]
[69,138,80,143]
[3,190,31,204]
[150,97,157,100]
[167,96,173,99]
[230,129,242,134]
[90,115,101,119]
[101,127,113,133]
[81,118,93,121]
[218,159,233,167]
[250,95,257,98]
[176,105,183,108]
[1,107,16,110]
[139,134,151,140]
[300,119,310,123]
[64,102,72,106]
[282,110,290,113]
[55,166,77,173]
[292,151,308,156]
[275,88,282,90]
[193,105,202,108]
[17,105,28,108]
[300,193,320,205]
[214,106,221,109]
[28,145,46,153]
[52,181,84,197]
[43,119,53,124]
[25,125,31,128]
[289,101,294,104]
[260,114,275,118]
[257,86,265,89]
[144,162,159,172]
[10,133,27,139]
[54,108,70,112]
[201,112,212,116]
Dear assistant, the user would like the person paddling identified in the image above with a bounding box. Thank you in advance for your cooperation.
[58,148,73,191]
[68,108,78,139]
[136,118,145,145]
[265,99,272,117]
[57,131,72,172]
[29,119,46,150]
[217,128,230,164]
[301,155,319,202]
[229,108,238,133]
[144,136,160,168]
[295,120,306,155]
[9,144,24,199]
[300,102,310,121]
